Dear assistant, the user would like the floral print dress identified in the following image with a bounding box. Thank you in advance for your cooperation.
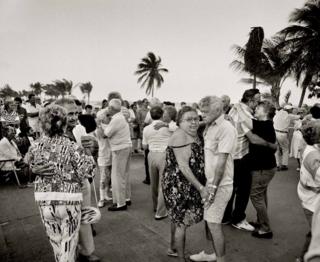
[162,140,206,227]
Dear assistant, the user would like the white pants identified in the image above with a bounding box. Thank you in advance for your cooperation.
[99,165,111,200]
[111,147,131,207]
[275,132,289,166]
[148,152,167,217]
[39,204,81,262]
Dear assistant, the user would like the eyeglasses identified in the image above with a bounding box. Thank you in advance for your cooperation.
[182,117,200,123]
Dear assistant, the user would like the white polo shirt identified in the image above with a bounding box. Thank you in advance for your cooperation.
[25,103,42,132]
[103,112,132,151]
[142,120,172,153]
[204,114,237,186]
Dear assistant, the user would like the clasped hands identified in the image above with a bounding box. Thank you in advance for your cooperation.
[200,184,217,210]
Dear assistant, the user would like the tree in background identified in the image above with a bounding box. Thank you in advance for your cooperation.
[30,82,43,97]
[279,0,320,107]
[231,35,292,107]
[79,82,93,104]
[135,52,168,97]
[0,84,18,98]
[53,79,75,98]
[43,84,60,99]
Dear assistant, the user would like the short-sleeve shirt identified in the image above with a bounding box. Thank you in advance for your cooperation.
[228,103,253,159]
[103,112,132,151]
[25,103,42,132]
[204,114,237,186]
[142,120,172,152]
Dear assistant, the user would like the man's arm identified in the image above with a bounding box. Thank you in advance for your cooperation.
[245,131,277,151]
[27,112,39,117]
[204,153,229,208]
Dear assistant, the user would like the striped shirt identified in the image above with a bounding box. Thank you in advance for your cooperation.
[228,103,253,159]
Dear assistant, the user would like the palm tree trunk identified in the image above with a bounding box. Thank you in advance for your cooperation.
[253,74,256,89]
[298,86,307,107]
[87,93,90,104]
[151,85,154,97]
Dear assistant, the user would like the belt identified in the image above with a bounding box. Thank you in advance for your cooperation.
[275,129,288,134]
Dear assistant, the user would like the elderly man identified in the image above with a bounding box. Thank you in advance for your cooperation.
[222,89,276,232]
[190,96,237,262]
[53,98,100,262]
[142,106,171,220]
[101,98,132,211]
[25,94,42,137]
[273,104,300,170]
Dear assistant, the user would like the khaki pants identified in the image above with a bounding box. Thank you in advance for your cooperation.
[148,152,167,217]
[111,147,131,207]
[78,179,95,256]
[39,204,81,262]
[275,132,289,166]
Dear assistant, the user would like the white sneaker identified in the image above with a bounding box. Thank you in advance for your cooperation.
[98,200,105,208]
[232,219,255,231]
[190,251,217,261]
[105,195,113,201]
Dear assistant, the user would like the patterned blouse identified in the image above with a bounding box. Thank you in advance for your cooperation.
[27,135,95,206]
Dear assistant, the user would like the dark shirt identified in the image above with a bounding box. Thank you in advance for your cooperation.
[16,106,29,132]
[249,119,277,170]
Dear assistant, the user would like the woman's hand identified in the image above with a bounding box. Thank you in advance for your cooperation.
[31,163,55,176]
[200,186,209,203]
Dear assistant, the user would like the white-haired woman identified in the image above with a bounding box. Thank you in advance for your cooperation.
[27,104,95,262]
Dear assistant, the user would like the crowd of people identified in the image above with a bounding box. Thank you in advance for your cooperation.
[0,90,320,262]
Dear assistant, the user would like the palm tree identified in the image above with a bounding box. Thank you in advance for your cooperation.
[43,84,60,99]
[243,27,265,89]
[0,84,18,98]
[30,82,43,96]
[53,79,75,98]
[135,52,168,97]
[278,0,320,107]
[231,36,292,107]
[79,82,93,104]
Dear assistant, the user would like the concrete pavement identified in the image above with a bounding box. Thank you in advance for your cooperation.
[0,155,308,262]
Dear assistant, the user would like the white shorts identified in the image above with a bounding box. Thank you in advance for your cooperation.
[204,184,233,224]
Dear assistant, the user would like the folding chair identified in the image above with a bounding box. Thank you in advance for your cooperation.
[0,159,25,188]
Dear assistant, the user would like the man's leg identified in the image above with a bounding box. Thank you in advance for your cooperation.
[111,152,120,205]
[143,148,150,184]
[124,148,131,202]
[207,223,225,262]
[148,152,159,211]
[232,157,252,225]
[280,134,289,167]
[112,147,131,207]
[275,133,282,168]
[155,152,167,218]
[222,160,239,223]
[78,179,95,257]
[203,185,233,262]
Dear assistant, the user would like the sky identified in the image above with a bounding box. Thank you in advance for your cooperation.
[0,0,318,105]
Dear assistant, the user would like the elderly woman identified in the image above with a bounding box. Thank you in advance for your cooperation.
[27,105,95,262]
[162,106,207,262]
[0,99,20,127]
[296,120,320,262]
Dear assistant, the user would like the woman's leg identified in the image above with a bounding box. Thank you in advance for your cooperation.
[39,204,81,262]
[170,222,176,252]
[175,224,187,262]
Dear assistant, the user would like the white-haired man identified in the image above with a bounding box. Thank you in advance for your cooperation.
[190,96,237,262]
[101,99,132,211]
